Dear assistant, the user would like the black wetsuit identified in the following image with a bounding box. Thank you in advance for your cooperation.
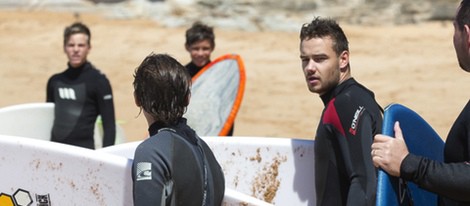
[46,62,116,149]
[185,61,207,78]
[315,78,383,206]
[132,118,225,206]
[185,61,234,136]
[400,100,470,205]
[401,155,470,204]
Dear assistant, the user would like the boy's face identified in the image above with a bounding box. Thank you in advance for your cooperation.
[64,33,91,68]
[186,39,213,67]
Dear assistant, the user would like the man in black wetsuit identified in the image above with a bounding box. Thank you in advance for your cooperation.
[131,53,225,205]
[372,1,470,204]
[299,17,383,205]
[184,21,235,136]
[46,22,115,149]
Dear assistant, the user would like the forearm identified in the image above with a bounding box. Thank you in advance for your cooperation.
[99,91,116,147]
[401,154,470,201]
[101,116,116,147]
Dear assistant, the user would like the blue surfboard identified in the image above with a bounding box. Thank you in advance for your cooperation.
[376,103,445,206]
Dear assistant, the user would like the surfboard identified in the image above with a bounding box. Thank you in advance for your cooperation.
[99,136,316,206]
[376,103,445,206]
[0,102,126,148]
[0,103,315,205]
[0,135,275,206]
[184,53,246,136]
[0,134,133,205]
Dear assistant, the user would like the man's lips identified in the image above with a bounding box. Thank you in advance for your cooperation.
[307,76,319,84]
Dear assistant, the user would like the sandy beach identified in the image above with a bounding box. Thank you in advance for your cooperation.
[0,10,467,142]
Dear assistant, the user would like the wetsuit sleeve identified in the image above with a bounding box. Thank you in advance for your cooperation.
[46,78,54,102]
[132,139,173,205]
[401,154,470,201]
[96,76,116,147]
[332,98,377,206]
[344,113,377,206]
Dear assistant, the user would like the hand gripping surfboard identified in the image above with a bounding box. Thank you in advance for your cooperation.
[376,103,444,206]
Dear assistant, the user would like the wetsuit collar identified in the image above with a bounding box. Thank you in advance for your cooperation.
[148,118,198,144]
[320,78,358,106]
[64,61,91,79]
[185,61,210,77]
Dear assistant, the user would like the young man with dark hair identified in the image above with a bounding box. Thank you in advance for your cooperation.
[300,17,383,205]
[46,22,116,149]
[131,53,225,205]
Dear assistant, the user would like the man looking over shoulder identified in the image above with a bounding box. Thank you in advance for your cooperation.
[300,17,383,205]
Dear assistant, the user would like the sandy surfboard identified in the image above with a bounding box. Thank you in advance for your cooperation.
[0,102,315,205]
[99,136,316,206]
[376,103,445,206]
[0,135,274,206]
[0,102,125,148]
[184,54,246,136]
[0,135,133,205]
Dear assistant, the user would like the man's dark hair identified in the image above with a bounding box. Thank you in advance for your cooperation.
[133,53,191,126]
[63,22,91,46]
[300,17,349,56]
[185,21,215,48]
[456,0,470,31]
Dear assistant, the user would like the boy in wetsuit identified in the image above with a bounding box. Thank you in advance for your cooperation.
[132,53,225,205]
[184,21,235,136]
[299,17,383,205]
[184,21,215,77]
[46,22,116,149]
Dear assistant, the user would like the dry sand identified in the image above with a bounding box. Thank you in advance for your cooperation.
[0,10,467,142]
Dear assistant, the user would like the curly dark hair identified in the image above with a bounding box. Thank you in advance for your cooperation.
[133,53,192,126]
[300,17,349,56]
[185,21,215,48]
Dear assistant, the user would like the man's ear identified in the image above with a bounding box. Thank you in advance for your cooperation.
[134,91,141,107]
[339,50,350,72]
[465,24,470,49]
[185,44,190,52]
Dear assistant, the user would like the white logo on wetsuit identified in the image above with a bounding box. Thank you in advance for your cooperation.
[58,88,76,100]
[136,162,152,181]
[349,106,365,135]
[103,94,112,100]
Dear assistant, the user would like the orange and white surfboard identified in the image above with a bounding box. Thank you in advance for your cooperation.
[185,54,246,136]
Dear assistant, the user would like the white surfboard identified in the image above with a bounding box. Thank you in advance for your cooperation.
[99,136,316,206]
[0,135,274,206]
[0,102,126,148]
[184,54,246,136]
[0,135,133,205]
[0,103,315,205]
